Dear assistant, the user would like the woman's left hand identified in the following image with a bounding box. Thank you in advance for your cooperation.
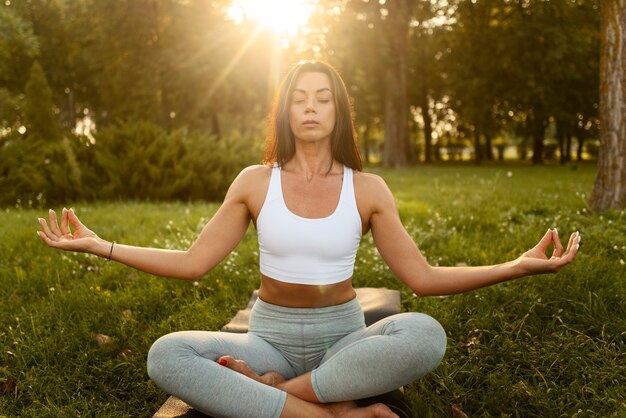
[517,228,580,275]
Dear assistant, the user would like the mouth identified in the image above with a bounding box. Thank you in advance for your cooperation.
[302,120,319,127]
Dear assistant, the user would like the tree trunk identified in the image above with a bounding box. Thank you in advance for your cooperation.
[497,144,505,161]
[565,132,573,163]
[519,136,529,160]
[556,118,567,164]
[485,133,494,160]
[473,128,482,164]
[590,0,626,211]
[531,118,545,165]
[381,0,411,167]
[576,136,585,161]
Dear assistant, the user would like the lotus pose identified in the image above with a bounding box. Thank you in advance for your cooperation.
[38,60,580,418]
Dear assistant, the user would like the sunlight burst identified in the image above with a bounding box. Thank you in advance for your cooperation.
[227,0,315,37]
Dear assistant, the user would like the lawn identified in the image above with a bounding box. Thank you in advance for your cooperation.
[0,163,624,417]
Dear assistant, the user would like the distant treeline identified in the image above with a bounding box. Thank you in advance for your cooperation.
[0,1,600,205]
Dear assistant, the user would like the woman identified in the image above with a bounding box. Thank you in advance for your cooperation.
[37,60,580,418]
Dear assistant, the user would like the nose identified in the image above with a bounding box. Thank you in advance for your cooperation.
[305,98,316,113]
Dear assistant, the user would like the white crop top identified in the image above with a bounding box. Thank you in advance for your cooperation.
[256,165,363,285]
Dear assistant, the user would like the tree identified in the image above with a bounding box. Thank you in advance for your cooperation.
[0,6,39,92]
[24,61,61,142]
[445,0,505,164]
[0,6,38,132]
[590,0,626,211]
[378,0,413,166]
[406,3,450,164]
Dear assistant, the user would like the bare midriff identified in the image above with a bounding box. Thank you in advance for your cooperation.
[258,275,357,308]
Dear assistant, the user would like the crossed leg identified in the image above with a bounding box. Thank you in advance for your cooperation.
[217,312,447,417]
[217,357,397,418]
[148,331,397,418]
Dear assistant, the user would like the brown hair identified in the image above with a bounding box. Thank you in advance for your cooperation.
[263,60,362,171]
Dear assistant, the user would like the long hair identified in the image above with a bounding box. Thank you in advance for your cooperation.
[263,60,362,171]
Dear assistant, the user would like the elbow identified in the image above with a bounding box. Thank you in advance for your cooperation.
[186,262,210,281]
[407,265,437,297]
[187,269,205,281]
[183,251,210,281]
[406,276,428,297]
[410,284,432,297]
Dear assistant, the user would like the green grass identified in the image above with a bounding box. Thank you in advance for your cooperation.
[1,163,624,417]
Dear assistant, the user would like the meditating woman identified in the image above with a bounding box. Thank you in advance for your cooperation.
[37,60,580,418]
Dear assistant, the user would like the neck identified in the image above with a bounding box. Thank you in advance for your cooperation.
[285,146,338,182]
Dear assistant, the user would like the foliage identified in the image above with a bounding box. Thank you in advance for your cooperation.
[0,137,78,207]
[0,0,602,168]
[442,0,600,165]
[86,121,262,201]
[0,165,624,417]
[0,121,261,207]
[0,88,24,130]
[0,6,39,92]
[24,61,61,142]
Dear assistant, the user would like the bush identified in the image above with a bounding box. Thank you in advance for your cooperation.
[0,121,263,206]
[0,135,80,207]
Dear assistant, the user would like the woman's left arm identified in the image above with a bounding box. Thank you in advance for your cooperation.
[365,175,580,297]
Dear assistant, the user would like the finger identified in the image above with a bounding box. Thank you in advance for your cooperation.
[37,230,56,247]
[38,217,58,242]
[571,231,581,255]
[551,228,564,258]
[60,208,71,236]
[48,209,62,236]
[37,229,65,248]
[562,231,580,261]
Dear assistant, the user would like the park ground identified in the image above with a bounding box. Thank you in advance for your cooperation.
[0,163,624,417]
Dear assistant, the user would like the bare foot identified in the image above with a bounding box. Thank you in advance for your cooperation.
[217,357,398,418]
[325,401,399,418]
[217,356,285,387]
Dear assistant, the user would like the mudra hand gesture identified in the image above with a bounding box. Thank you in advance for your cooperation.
[517,228,580,275]
[37,208,101,254]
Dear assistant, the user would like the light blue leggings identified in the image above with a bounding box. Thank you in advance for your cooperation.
[147,297,446,418]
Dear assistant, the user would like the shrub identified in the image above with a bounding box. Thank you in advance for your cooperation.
[86,121,261,201]
[0,135,80,207]
[0,121,262,206]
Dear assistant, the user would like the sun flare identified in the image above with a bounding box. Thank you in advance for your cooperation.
[227,0,315,37]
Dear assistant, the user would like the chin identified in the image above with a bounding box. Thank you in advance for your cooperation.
[296,132,332,142]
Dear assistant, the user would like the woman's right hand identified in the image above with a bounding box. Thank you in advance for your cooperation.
[37,208,101,254]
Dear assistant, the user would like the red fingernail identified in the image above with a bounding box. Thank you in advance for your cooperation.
[219,359,227,366]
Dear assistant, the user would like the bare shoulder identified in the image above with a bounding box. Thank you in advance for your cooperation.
[354,171,394,198]
[238,164,273,180]
[228,164,272,218]
[353,171,396,216]
[229,165,272,194]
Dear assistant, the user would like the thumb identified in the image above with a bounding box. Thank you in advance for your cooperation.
[533,228,554,251]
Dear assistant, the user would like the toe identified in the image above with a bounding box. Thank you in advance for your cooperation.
[217,355,234,367]
[216,356,258,379]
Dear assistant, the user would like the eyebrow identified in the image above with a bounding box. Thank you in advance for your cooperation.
[292,88,332,94]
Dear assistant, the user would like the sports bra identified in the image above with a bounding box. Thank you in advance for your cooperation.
[256,165,363,285]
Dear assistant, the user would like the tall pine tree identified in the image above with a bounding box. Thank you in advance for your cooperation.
[24,61,60,142]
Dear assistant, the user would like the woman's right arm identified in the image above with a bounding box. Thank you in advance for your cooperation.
[37,169,255,281]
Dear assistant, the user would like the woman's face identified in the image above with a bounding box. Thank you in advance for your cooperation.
[288,71,336,144]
